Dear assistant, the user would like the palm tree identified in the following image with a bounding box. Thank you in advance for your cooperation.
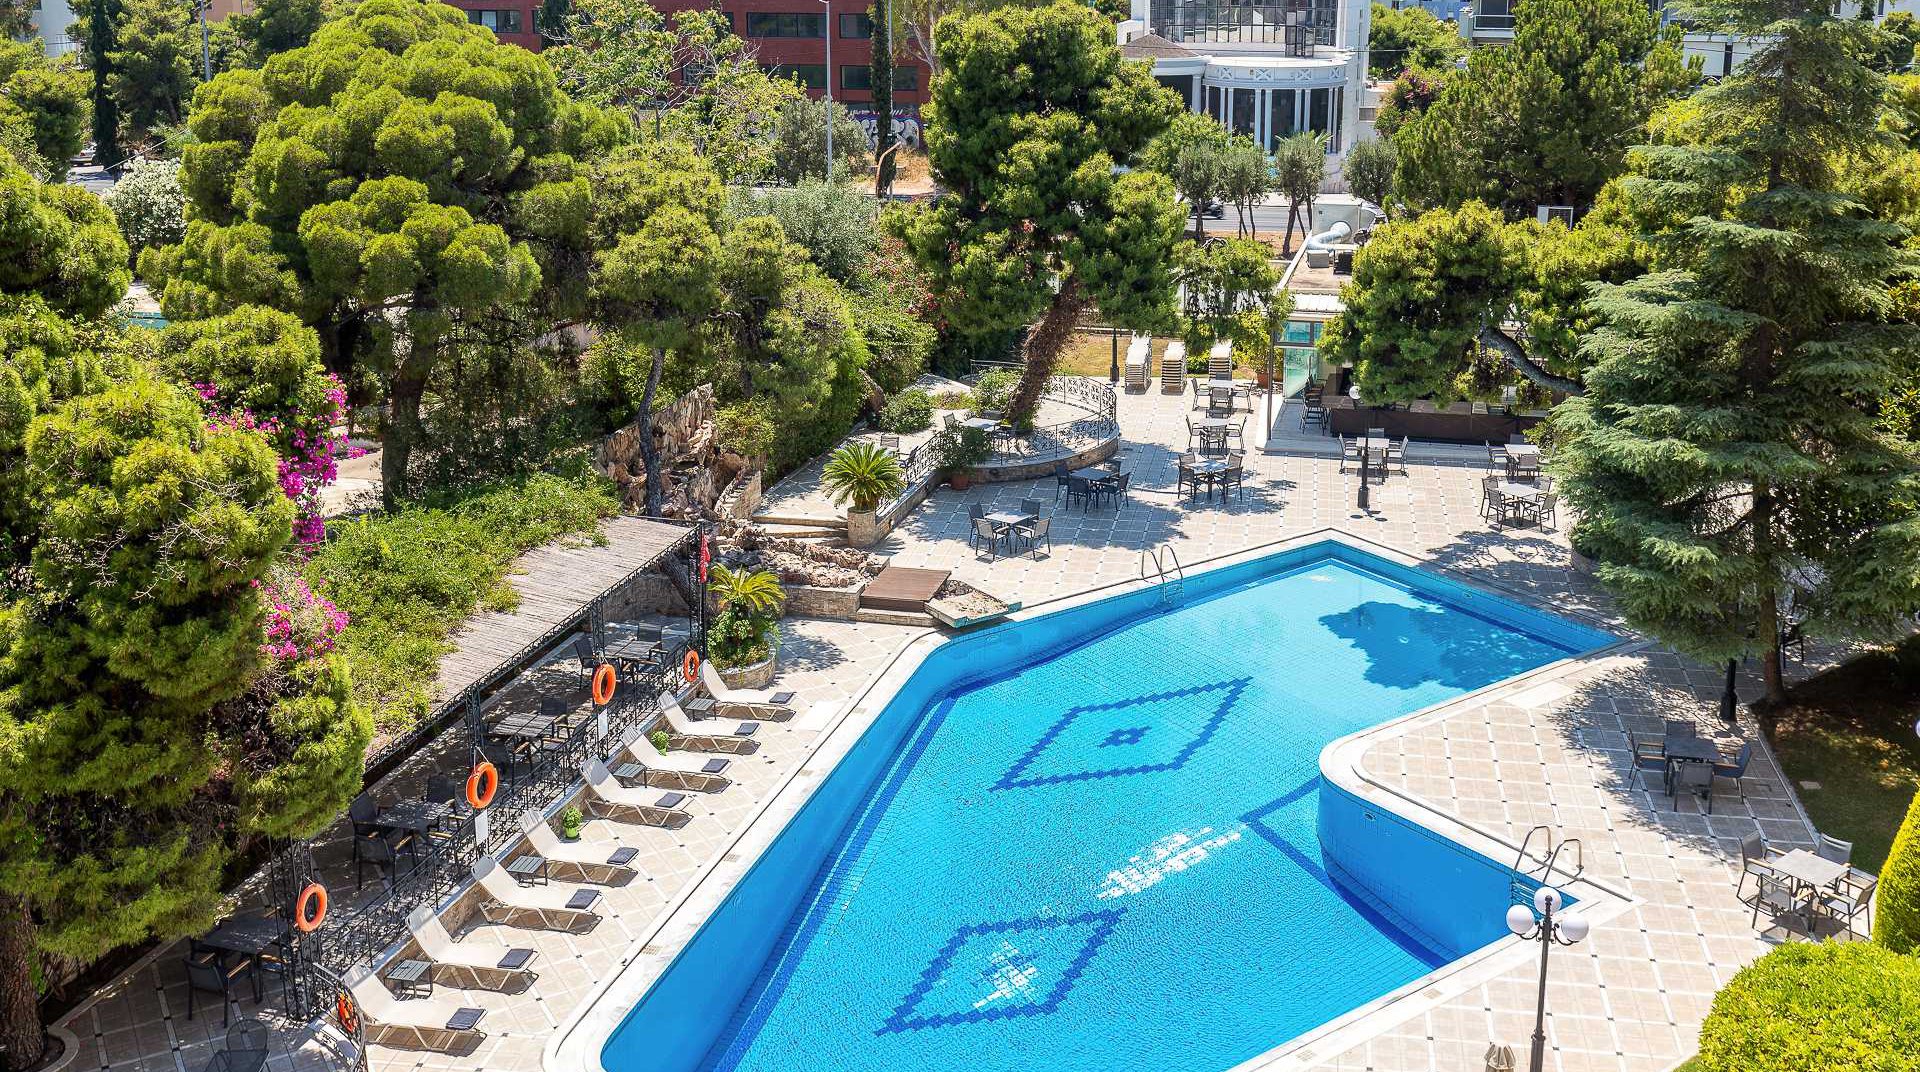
[708,564,785,614]
[821,442,906,513]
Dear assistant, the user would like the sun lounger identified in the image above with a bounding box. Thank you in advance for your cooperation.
[470,857,602,933]
[514,810,641,886]
[342,961,486,1053]
[613,719,732,793]
[1161,341,1186,393]
[658,688,760,745]
[579,759,694,829]
[403,905,535,992]
[697,661,796,720]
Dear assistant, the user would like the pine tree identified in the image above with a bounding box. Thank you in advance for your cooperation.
[1550,0,1920,703]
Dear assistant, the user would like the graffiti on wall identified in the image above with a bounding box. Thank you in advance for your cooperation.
[847,110,925,150]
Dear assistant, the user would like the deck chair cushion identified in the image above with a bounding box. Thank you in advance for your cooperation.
[607,847,639,867]
[656,792,686,808]
[497,949,534,970]
[445,1008,485,1032]
[565,889,600,911]
[702,758,729,774]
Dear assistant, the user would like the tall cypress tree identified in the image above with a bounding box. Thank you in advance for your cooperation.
[871,0,895,196]
[86,0,121,166]
[1550,0,1920,703]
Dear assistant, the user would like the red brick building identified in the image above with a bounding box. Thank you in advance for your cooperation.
[438,0,928,114]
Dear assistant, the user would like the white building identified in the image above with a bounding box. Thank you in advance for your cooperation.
[27,0,80,56]
[1118,0,1371,161]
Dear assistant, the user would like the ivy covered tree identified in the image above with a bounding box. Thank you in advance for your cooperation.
[1394,0,1695,216]
[0,157,367,1071]
[892,0,1185,424]
[1550,0,1920,703]
[142,0,628,505]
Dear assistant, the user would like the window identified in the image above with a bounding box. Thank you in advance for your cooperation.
[1154,74,1195,111]
[841,66,920,91]
[763,63,829,90]
[1230,88,1255,136]
[1267,88,1296,150]
[747,12,826,37]
[839,12,873,38]
[467,8,523,33]
[1148,0,1336,46]
[1308,87,1331,141]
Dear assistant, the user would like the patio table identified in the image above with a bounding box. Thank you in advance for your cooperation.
[603,636,663,674]
[984,512,1036,552]
[374,800,452,835]
[961,416,1000,432]
[1185,458,1230,501]
[1768,849,1852,932]
[201,917,286,957]
[1069,468,1117,483]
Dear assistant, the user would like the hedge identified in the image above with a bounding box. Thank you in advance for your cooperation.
[1695,942,1920,1072]
[1876,788,1920,953]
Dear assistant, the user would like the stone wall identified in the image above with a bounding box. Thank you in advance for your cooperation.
[598,384,759,518]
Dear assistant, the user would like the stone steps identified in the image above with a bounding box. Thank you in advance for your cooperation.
[753,512,847,529]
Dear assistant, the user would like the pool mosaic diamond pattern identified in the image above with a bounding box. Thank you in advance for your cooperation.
[994,679,1251,790]
[880,909,1127,1034]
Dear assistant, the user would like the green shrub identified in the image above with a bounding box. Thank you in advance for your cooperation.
[305,467,618,734]
[926,425,993,471]
[715,399,776,460]
[879,389,933,433]
[1695,942,1920,1072]
[971,368,1019,413]
[1876,789,1920,953]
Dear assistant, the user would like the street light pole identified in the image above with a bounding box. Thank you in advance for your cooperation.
[200,0,211,82]
[1109,329,1119,385]
[1506,886,1590,1072]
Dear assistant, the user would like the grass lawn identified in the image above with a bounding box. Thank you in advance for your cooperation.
[1054,332,1255,380]
[1765,636,1920,874]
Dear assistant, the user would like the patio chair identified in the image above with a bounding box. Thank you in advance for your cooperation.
[1053,463,1071,502]
[1020,497,1045,519]
[1482,479,1506,526]
[1509,454,1541,482]
[1736,831,1778,901]
[968,503,986,523]
[1176,458,1202,500]
[1210,386,1235,413]
[944,413,960,431]
[1628,732,1669,793]
[403,905,536,992]
[1220,460,1245,502]
[698,660,797,719]
[1533,492,1559,530]
[1300,397,1326,432]
[1065,475,1093,511]
[1190,377,1208,411]
[185,957,242,1025]
[342,961,487,1053]
[516,809,641,887]
[1821,870,1878,939]
[1111,471,1132,505]
[1338,435,1360,474]
[971,516,1003,558]
[579,759,692,830]
[1486,441,1509,469]
[1818,834,1854,864]
[1385,436,1409,475]
[1749,869,1803,936]
[472,855,604,932]
[1227,418,1247,452]
[212,1020,269,1072]
[658,689,759,744]
[570,635,603,691]
[1712,742,1753,801]
[355,830,410,891]
[611,718,731,792]
[1674,758,1715,813]
[1016,516,1051,558]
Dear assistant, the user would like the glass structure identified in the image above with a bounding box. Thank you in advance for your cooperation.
[1148,0,1338,49]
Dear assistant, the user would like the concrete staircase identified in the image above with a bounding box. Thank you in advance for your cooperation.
[749,512,849,544]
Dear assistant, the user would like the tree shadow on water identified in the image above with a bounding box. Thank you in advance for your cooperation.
[1319,600,1565,692]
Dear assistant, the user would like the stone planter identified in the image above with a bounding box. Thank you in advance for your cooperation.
[717,650,778,690]
[846,508,880,548]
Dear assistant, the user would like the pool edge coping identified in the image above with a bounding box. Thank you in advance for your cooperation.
[543,528,1639,1072]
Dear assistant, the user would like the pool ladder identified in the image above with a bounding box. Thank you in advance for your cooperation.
[1140,545,1185,606]
[1511,825,1584,908]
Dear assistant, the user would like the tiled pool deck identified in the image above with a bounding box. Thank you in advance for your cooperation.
[63,386,1828,1072]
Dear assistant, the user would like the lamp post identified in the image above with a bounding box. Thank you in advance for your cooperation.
[1109,329,1119,385]
[818,0,834,181]
[1506,886,1590,1072]
[1349,383,1368,511]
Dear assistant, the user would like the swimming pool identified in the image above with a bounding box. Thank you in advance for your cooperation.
[596,541,1614,1072]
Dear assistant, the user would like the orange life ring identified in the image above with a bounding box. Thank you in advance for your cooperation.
[466,761,498,810]
[336,992,359,1035]
[682,649,701,684]
[592,662,617,706]
[293,882,328,932]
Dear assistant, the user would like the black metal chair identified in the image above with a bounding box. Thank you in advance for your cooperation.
[1016,516,1051,558]
[1053,463,1071,502]
[969,517,1003,559]
[356,831,408,891]
[1219,462,1245,502]
[185,958,240,1025]
[1064,475,1093,511]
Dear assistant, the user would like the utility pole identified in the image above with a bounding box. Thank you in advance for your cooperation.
[200,0,211,83]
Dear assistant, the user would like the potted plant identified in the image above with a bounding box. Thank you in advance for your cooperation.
[928,424,992,490]
[559,805,584,840]
[822,441,906,547]
[708,563,786,689]
[649,729,671,756]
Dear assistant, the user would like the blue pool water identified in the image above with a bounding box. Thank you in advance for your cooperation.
[604,545,1612,1072]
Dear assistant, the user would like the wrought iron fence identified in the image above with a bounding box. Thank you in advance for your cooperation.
[987,376,1119,461]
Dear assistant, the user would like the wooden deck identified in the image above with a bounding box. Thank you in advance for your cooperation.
[860,565,950,612]
[431,515,694,709]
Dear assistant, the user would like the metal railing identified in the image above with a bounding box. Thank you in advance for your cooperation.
[986,376,1119,461]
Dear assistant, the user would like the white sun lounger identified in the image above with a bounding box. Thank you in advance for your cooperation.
[659,688,760,743]
[697,661,796,719]
[514,810,641,886]
[404,905,535,992]
[470,856,601,933]
[580,759,694,828]
[612,719,732,793]
[343,961,486,1053]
